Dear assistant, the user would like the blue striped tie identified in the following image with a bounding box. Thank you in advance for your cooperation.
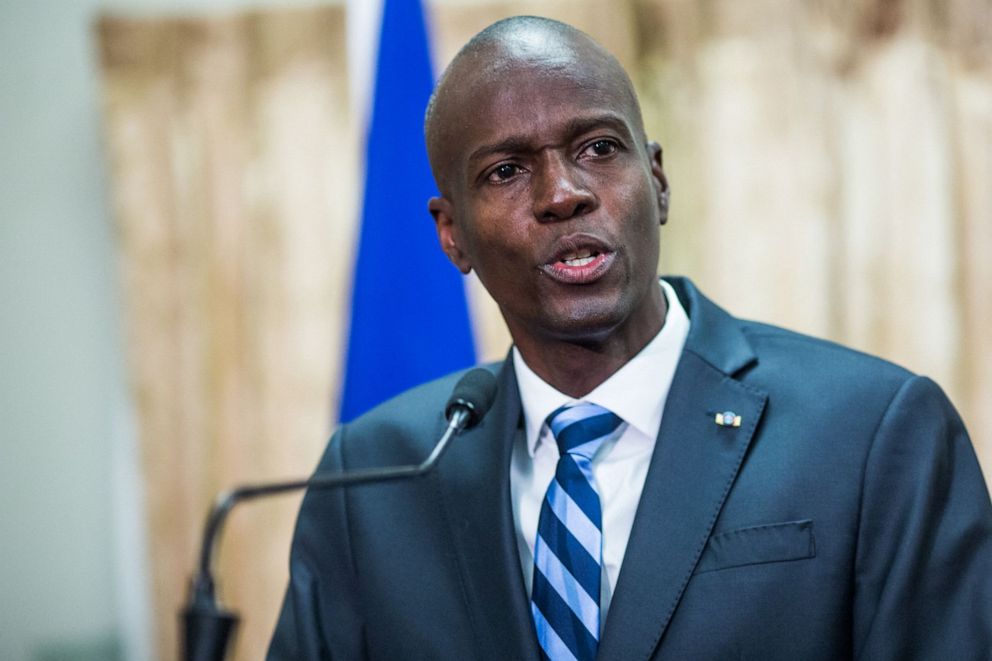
[531,402,624,661]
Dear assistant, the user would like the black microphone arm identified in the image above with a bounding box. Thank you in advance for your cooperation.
[181,368,498,661]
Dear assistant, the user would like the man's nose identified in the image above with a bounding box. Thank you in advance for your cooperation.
[532,154,597,222]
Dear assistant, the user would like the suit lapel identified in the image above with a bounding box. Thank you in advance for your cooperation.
[434,360,541,661]
[598,278,768,659]
[432,279,767,660]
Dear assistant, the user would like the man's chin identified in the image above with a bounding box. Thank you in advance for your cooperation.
[532,285,664,348]
[538,305,629,345]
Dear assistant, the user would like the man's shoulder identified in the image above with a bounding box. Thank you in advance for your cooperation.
[739,318,915,381]
[730,317,936,426]
[668,275,917,393]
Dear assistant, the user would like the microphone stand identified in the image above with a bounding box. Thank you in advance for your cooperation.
[181,407,472,661]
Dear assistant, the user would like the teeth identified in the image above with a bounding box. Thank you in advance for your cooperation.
[563,255,596,267]
[561,248,594,265]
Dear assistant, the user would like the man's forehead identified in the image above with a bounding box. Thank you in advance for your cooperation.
[464,66,633,144]
[426,20,644,192]
[462,59,624,117]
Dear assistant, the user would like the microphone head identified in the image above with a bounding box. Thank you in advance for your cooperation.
[445,368,498,429]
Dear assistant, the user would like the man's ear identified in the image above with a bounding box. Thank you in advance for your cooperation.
[647,141,670,225]
[429,196,473,274]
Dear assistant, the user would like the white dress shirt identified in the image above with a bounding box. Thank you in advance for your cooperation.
[510,278,690,622]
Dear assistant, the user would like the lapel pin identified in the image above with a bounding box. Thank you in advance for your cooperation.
[714,410,742,427]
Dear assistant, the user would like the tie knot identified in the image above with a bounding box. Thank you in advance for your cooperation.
[546,402,624,460]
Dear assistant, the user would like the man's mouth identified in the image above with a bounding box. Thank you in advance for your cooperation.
[542,236,615,285]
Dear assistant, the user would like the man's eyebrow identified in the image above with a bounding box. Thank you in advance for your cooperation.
[468,137,534,165]
[562,113,633,141]
[467,113,634,165]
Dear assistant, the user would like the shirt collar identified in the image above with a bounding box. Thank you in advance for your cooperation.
[513,278,691,457]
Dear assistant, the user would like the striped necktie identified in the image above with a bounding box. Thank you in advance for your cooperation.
[531,402,624,661]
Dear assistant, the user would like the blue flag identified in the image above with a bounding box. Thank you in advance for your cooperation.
[340,0,476,422]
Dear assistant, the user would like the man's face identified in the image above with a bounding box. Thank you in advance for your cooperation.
[430,57,668,347]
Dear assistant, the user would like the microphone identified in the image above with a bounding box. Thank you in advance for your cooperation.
[181,368,498,661]
[445,365,498,428]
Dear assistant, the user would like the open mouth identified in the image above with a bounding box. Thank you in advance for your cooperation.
[542,236,615,284]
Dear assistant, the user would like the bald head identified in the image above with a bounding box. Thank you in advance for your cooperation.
[424,16,646,196]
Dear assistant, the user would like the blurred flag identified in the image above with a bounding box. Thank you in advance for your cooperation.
[340,0,476,422]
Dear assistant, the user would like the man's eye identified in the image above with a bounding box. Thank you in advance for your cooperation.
[583,140,618,157]
[487,163,522,182]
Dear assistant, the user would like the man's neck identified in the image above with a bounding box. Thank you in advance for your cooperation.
[512,283,668,398]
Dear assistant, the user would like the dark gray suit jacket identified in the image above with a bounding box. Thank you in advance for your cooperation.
[269,277,992,660]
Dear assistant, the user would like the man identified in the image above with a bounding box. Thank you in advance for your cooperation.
[270,16,992,660]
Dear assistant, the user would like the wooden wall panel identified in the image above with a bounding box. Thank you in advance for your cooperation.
[98,7,354,659]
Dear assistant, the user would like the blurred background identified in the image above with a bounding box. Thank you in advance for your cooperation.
[1,0,989,659]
